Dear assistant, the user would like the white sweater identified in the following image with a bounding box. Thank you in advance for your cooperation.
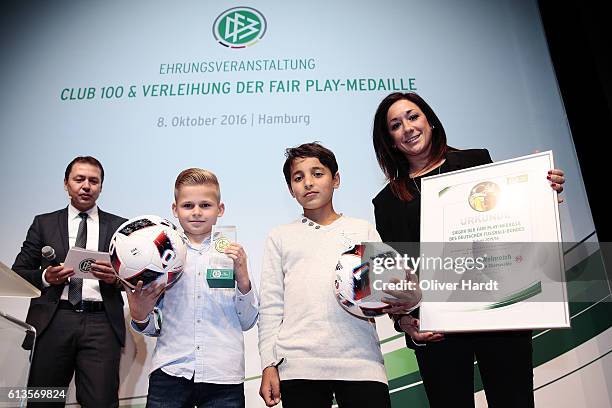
[258,215,387,384]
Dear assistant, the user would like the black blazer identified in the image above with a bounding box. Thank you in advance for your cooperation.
[372,149,493,348]
[12,207,127,349]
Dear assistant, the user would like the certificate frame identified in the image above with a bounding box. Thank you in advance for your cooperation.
[418,151,569,332]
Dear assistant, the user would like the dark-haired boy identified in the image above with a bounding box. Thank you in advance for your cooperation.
[258,143,418,408]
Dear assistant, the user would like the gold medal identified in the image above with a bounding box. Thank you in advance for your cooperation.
[215,237,231,253]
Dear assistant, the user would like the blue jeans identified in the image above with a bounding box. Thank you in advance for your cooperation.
[146,369,245,408]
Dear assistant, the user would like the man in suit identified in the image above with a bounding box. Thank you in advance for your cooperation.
[12,156,127,407]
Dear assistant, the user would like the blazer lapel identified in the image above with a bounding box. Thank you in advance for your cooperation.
[445,151,464,172]
[98,209,109,252]
[58,208,69,256]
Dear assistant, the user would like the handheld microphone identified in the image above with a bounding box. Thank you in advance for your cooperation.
[41,246,61,267]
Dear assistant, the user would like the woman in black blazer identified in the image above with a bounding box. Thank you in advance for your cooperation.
[371,92,565,408]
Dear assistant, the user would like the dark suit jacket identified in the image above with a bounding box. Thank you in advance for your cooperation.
[372,148,493,348]
[12,207,127,350]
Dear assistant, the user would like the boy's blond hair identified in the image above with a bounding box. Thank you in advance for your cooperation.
[174,168,220,201]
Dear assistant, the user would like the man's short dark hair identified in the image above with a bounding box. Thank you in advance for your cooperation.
[283,142,339,187]
[64,156,105,183]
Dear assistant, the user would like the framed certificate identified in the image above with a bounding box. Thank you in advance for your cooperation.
[418,151,569,332]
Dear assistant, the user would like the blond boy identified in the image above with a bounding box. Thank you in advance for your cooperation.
[126,168,258,408]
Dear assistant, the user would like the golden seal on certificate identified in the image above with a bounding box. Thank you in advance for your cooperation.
[468,181,500,212]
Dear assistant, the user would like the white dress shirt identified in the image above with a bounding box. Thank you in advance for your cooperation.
[41,204,103,301]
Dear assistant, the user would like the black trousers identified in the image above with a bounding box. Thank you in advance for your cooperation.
[414,331,534,408]
[280,379,391,408]
[27,308,121,408]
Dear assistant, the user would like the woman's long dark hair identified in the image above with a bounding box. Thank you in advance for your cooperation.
[372,92,449,201]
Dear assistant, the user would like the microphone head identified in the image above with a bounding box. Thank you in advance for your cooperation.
[41,246,56,260]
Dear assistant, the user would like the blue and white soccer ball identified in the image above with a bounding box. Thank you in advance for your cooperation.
[109,215,187,289]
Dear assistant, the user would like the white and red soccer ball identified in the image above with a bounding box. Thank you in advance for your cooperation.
[109,215,187,289]
[334,243,403,318]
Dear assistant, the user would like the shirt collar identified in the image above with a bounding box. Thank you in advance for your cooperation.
[68,203,98,222]
[186,234,212,252]
[299,213,344,231]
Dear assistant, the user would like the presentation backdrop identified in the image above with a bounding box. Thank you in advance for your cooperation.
[1,0,610,406]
